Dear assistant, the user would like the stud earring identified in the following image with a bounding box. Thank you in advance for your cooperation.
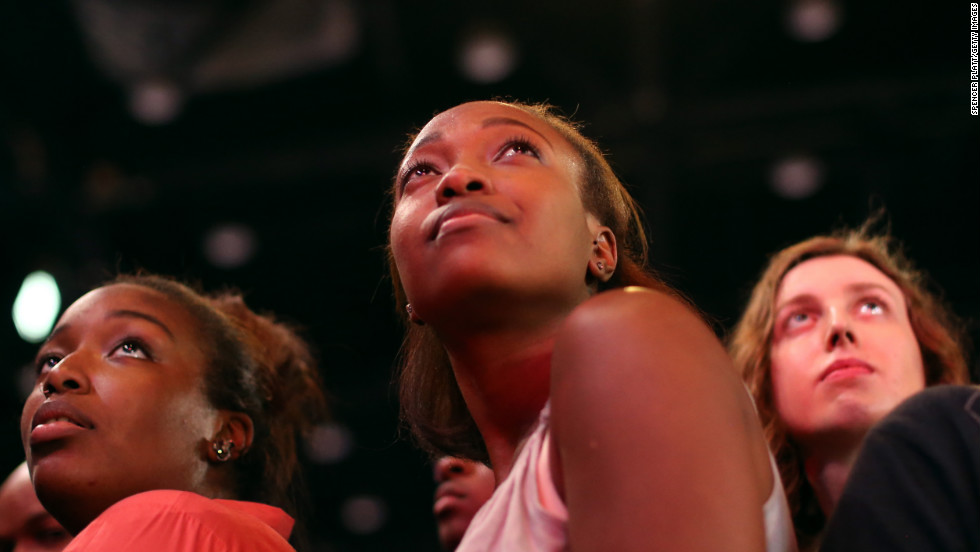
[596,261,604,271]
[406,303,425,326]
[213,440,235,462]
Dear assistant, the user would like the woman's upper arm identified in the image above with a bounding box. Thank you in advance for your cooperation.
[550,287,767,552]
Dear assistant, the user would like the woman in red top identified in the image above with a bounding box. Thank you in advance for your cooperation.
[21,274,327,551]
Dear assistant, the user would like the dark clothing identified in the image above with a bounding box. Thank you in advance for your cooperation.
[821,385,980,552]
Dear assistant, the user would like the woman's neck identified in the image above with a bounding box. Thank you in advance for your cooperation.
[440,323,560,481]
[427,283,593,479]
[801,431,865,517]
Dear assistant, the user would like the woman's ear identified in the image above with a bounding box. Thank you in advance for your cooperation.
[588,227,618,283]
[208,411,254,463]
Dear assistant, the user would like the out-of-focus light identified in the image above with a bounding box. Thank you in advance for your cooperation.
[305,423,353,464]
[317,0,360,64]
[129,80,183,125]
[786,0,841,42]
[340,495,388,535]
[203,223,257,269]
[12,271,61,343]
[458,28,518,84]
[770,155,824,200]
[631,85,667,123]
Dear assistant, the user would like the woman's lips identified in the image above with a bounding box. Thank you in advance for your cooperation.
[30,420,89,445]
[433,482,467,517]
[29,400,93,446]
[819,358,874,382]
[427,201,511,240]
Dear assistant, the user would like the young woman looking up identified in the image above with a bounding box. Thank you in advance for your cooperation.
[729,226,970,549]
[388,100,795,552]
[22,274,327,551]
[0,461,73,552]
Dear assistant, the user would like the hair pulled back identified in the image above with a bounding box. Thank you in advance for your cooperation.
[387,100,676,461]
[112,274,327,516]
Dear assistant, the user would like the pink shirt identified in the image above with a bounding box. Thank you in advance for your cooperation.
[65,490,295,551]
[457,403,796,552]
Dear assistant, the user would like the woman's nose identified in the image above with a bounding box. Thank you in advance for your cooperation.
[40,353,91,397]
[434,456,470,483]
[435,165,492,205]
[824,309,857,350]
[826,328,856,349]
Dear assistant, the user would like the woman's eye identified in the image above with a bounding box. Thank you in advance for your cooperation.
[782,311,814,332]
[509,142,536,156]
[399,161,438,192]
[860,301,884,315]
[405,161,436,180]
[35,355,61,374]
[410,164,433,177]
[115,340,149,359]
[498,138,539,160]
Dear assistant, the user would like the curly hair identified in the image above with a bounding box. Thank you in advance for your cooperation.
[727,222,970,545]
[386,100,676,462]
[112,274,327,517]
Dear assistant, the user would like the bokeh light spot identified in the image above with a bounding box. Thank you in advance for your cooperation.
[13,271,61,343]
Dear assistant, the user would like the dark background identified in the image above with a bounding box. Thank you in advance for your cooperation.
[1,1,977,550]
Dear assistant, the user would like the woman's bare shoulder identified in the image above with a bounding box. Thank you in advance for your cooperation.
[548,288,769,551]
[554,286,726,378]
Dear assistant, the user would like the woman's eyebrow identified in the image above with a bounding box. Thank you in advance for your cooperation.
[845,282,895,297]
[43,323,71,345]
[106,310,176,341]
[774,294,816,314]
[481,117,553,147]
[410,131,443,152]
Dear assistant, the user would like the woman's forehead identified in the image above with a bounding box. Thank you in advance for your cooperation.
[430,101,539,127]
[776,254,904,302]
[59,283,196,334]
[409,101,563,153]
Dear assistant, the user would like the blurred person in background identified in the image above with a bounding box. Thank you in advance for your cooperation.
[432,456,495,551]
[729,221,972,550]
[0,461,72,552]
